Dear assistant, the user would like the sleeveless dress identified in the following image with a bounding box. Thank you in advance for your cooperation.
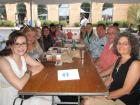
[0,56,55,105]
[109,56,140,105]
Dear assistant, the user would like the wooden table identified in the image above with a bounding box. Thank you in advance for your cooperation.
[19,52,108,105]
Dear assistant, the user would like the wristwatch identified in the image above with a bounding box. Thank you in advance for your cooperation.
[25,70,31,76]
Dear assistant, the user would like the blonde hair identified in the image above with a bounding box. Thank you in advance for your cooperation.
[21,26,38,50]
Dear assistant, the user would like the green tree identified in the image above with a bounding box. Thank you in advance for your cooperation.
[102,3,113,10]
[127,4,140,27]
[38,5,47,15]
[17,3,26,14]
[17,3,26,24]
[81,2,90,19]
[81,2,90,12]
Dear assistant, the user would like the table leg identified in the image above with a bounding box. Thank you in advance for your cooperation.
[78,96,80,105]
[52,96,54,105]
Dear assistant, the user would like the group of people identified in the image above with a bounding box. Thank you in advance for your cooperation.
[0,30,60,105]
[0,20,140,105]
[79,21,140,105]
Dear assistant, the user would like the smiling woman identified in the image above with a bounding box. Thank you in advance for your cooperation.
[0,30,60,105]
[22,26,43,60]
[83,32,140,105]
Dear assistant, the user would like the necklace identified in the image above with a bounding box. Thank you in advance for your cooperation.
[116,56,131,73]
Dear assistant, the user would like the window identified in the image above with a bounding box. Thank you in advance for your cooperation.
[0,4,6,20]
[81,2,91,19]
[38,5,48,20]
[16,3,26,24]
[102,3,113,21]
[59,4,69,23]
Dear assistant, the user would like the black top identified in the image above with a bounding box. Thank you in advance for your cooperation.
[38,35,53,52]
[109,56,140,105]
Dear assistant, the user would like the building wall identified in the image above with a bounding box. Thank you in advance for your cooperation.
[69,3,81,26]
[113,4,130,21]
[4,3,130,26]
[47,4,59,21]
[91,3,104,24]
[5,4,16,22]
[25,3,38,21]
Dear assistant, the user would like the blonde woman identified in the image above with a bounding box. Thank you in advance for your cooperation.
[22,26,43,60]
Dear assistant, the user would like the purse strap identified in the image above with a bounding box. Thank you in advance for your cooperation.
[13,97,24,105]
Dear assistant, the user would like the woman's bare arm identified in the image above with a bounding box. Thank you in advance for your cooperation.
[24,54,44,76]
[108,61,140,99]
[0,58,30,90]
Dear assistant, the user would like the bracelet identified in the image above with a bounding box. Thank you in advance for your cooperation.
[25,70,31,77]
[25,70,30,74]
[105,95,111,100]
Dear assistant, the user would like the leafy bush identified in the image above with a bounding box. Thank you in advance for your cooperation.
[97,20,112,26]
[0,20,14,27]
[96,20,128,28]
[59,21,67,27]
[41,20,67,27]
[74,22,80,27]
[97,20,106,26]
[40,20,51,26]
[127,4,140,27]
[92,23,97,27]
[51,21,59,25]
[113,21,128,28]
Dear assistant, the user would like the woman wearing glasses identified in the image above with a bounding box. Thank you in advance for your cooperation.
[83,32,140,105]
[0,31,55,105]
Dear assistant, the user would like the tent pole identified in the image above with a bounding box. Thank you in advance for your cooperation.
[90,0,92,23]
[30,0,33,26]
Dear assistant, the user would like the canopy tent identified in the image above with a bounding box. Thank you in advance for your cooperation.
[80,9,90,13]
[0,0,140,4]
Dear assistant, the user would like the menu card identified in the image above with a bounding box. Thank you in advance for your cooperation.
[57,69,80,81]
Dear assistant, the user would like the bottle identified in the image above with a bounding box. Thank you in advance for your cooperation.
[72,39,76,50]
[61,39,65,47]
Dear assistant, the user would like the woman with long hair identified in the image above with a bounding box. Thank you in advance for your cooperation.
[21,26,43,60]
[0,30,56,105]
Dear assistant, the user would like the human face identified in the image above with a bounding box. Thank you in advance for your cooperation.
[117,36,131,56]
[96,26,106,38]
[50,26,56,32]
[107,27,117,42]
[56,25,62,31]
[43,28,50,37]
[85,24,92,33]
[11,36,27,56]
[36,28,41,39]
[80,26,86,33]
[26,31,36,45]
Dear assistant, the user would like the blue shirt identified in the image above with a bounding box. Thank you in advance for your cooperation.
[89,35,107,59]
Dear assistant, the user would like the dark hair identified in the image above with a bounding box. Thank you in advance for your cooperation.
[113,32,139,58]
[49,23,56,28]
[56,24,63,30]
[85,23,93,41]
[86,23,92,27]
[0,30,26,56]
[41,25,49,36]
[97,23,106,30]
[113,22,119,27]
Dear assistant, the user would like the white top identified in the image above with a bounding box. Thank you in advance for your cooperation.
[0,56,54,105]
[0,56,27,105]
[80,18,89,27]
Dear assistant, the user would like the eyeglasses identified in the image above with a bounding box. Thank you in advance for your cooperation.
[14,42,27,48]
